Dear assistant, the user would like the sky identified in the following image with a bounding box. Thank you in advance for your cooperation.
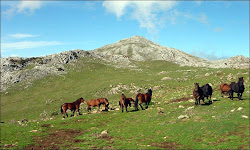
[1,1,249,60]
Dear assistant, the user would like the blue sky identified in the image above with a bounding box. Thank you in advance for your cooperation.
[1,1,249,60]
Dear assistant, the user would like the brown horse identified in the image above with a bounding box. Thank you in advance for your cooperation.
[119,94,135,113]
[193,83,204,105]
[61,97,85,118]
[220,83,231,97]
[87,98,109,112]
[135,89,152,110]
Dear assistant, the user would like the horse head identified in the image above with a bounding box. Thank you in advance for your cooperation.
[238,77,244,84]
[104,98,109,110]
[80,97,85,104]
[147,89,152,96]
[194,83,199,92]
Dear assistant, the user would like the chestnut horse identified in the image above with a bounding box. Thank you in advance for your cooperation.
[87,98,109,112]
[119,94,135,113]
[135,89,152,110]
[220,83,231,98]
[61,97,85,118]
[193,83,204,105]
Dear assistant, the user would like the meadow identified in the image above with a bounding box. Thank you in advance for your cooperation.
[1,57,249,149]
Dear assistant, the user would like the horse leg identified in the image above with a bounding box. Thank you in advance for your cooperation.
[145,102,149,109]
[125,105,128,112]
[78,108,82,115]
[240,92,243,100]
[139,102,144,110]
[122,106,124,113]
[231,92,234,100]
[64,109,68,117]
[237,93,241,100]
[71,109,75,117]
[87,106,91,113]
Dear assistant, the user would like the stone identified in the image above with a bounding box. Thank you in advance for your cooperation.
[178,115,189,119]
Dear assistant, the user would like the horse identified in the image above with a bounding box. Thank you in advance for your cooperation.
[220,83,231,97]
[229,77,245,100]
[61,97,85,118]
[201,84,213,104]
[193,83,204,105]
[119,94,135,113]
[135,89,152,110]
[87,98,109,112]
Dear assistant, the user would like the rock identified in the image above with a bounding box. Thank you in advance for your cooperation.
[101,130,108,135]
[185,106,194,112]
[188,99,195,102]
[230,109,235,112]
[29,130,38,132]
[178,115,189,119]
[179,105,184,108]
[237,107,243,111]
[205,73,210,76]
[158,109,164,114]
[242,115,248,119]
[161,77,172,81]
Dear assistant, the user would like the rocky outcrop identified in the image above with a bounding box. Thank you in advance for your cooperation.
[1,50,88,92]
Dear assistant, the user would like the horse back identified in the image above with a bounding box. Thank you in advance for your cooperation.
[87,99,98,106]
[62,103,76,110]
[144,93,151,102]
[220,83,230,92]
[136,93,145,102]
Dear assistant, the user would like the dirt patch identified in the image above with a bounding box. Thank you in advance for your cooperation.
[41,124,51,128]
[24,129,84,149]
[169,97,191,103]
[151,141,180,149]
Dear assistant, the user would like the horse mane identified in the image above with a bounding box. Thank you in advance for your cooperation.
[74,97,82,103]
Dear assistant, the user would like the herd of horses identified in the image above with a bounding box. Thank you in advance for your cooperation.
[193,77,245,105]
[61,77,245,117]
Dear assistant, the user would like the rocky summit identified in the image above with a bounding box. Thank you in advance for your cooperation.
[1,35,249,92]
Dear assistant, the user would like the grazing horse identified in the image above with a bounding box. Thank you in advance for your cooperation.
[220,83,231,97]
[119,94,135,113]
[61,97,85,118]
[87,98,109,112]
[201,84,213,104]
[135,89,152,110]
[229,77,245,100]
[193,83,204,105]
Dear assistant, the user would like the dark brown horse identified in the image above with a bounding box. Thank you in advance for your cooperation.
[229,77,245,100]
[119,94,135,113]
[87,98,109,112]
[193,83,204,105]
[61,97,85,118]
[220,83,231,97]
[135,89,152,110]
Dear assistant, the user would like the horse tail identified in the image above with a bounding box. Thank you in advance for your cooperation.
[60,104,64,114]
[135,94,139,108]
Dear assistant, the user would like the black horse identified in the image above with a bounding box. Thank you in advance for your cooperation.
[229,77,245,100]
[201,84,213,104]
[193,83,204,105]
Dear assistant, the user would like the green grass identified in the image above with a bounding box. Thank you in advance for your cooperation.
[1,57,249,149]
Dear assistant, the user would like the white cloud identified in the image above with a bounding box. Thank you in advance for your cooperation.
[103,1,178,34]
[198,13,209,24]
[8,33,39,39]
[193,1,202,5]
[213,28,224,32]
[2,1,43,17]
[2,41,62,51]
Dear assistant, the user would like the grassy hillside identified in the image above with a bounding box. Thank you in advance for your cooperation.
[1,57,249,149]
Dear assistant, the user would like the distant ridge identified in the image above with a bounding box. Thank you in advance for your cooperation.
[1,36,249,92]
